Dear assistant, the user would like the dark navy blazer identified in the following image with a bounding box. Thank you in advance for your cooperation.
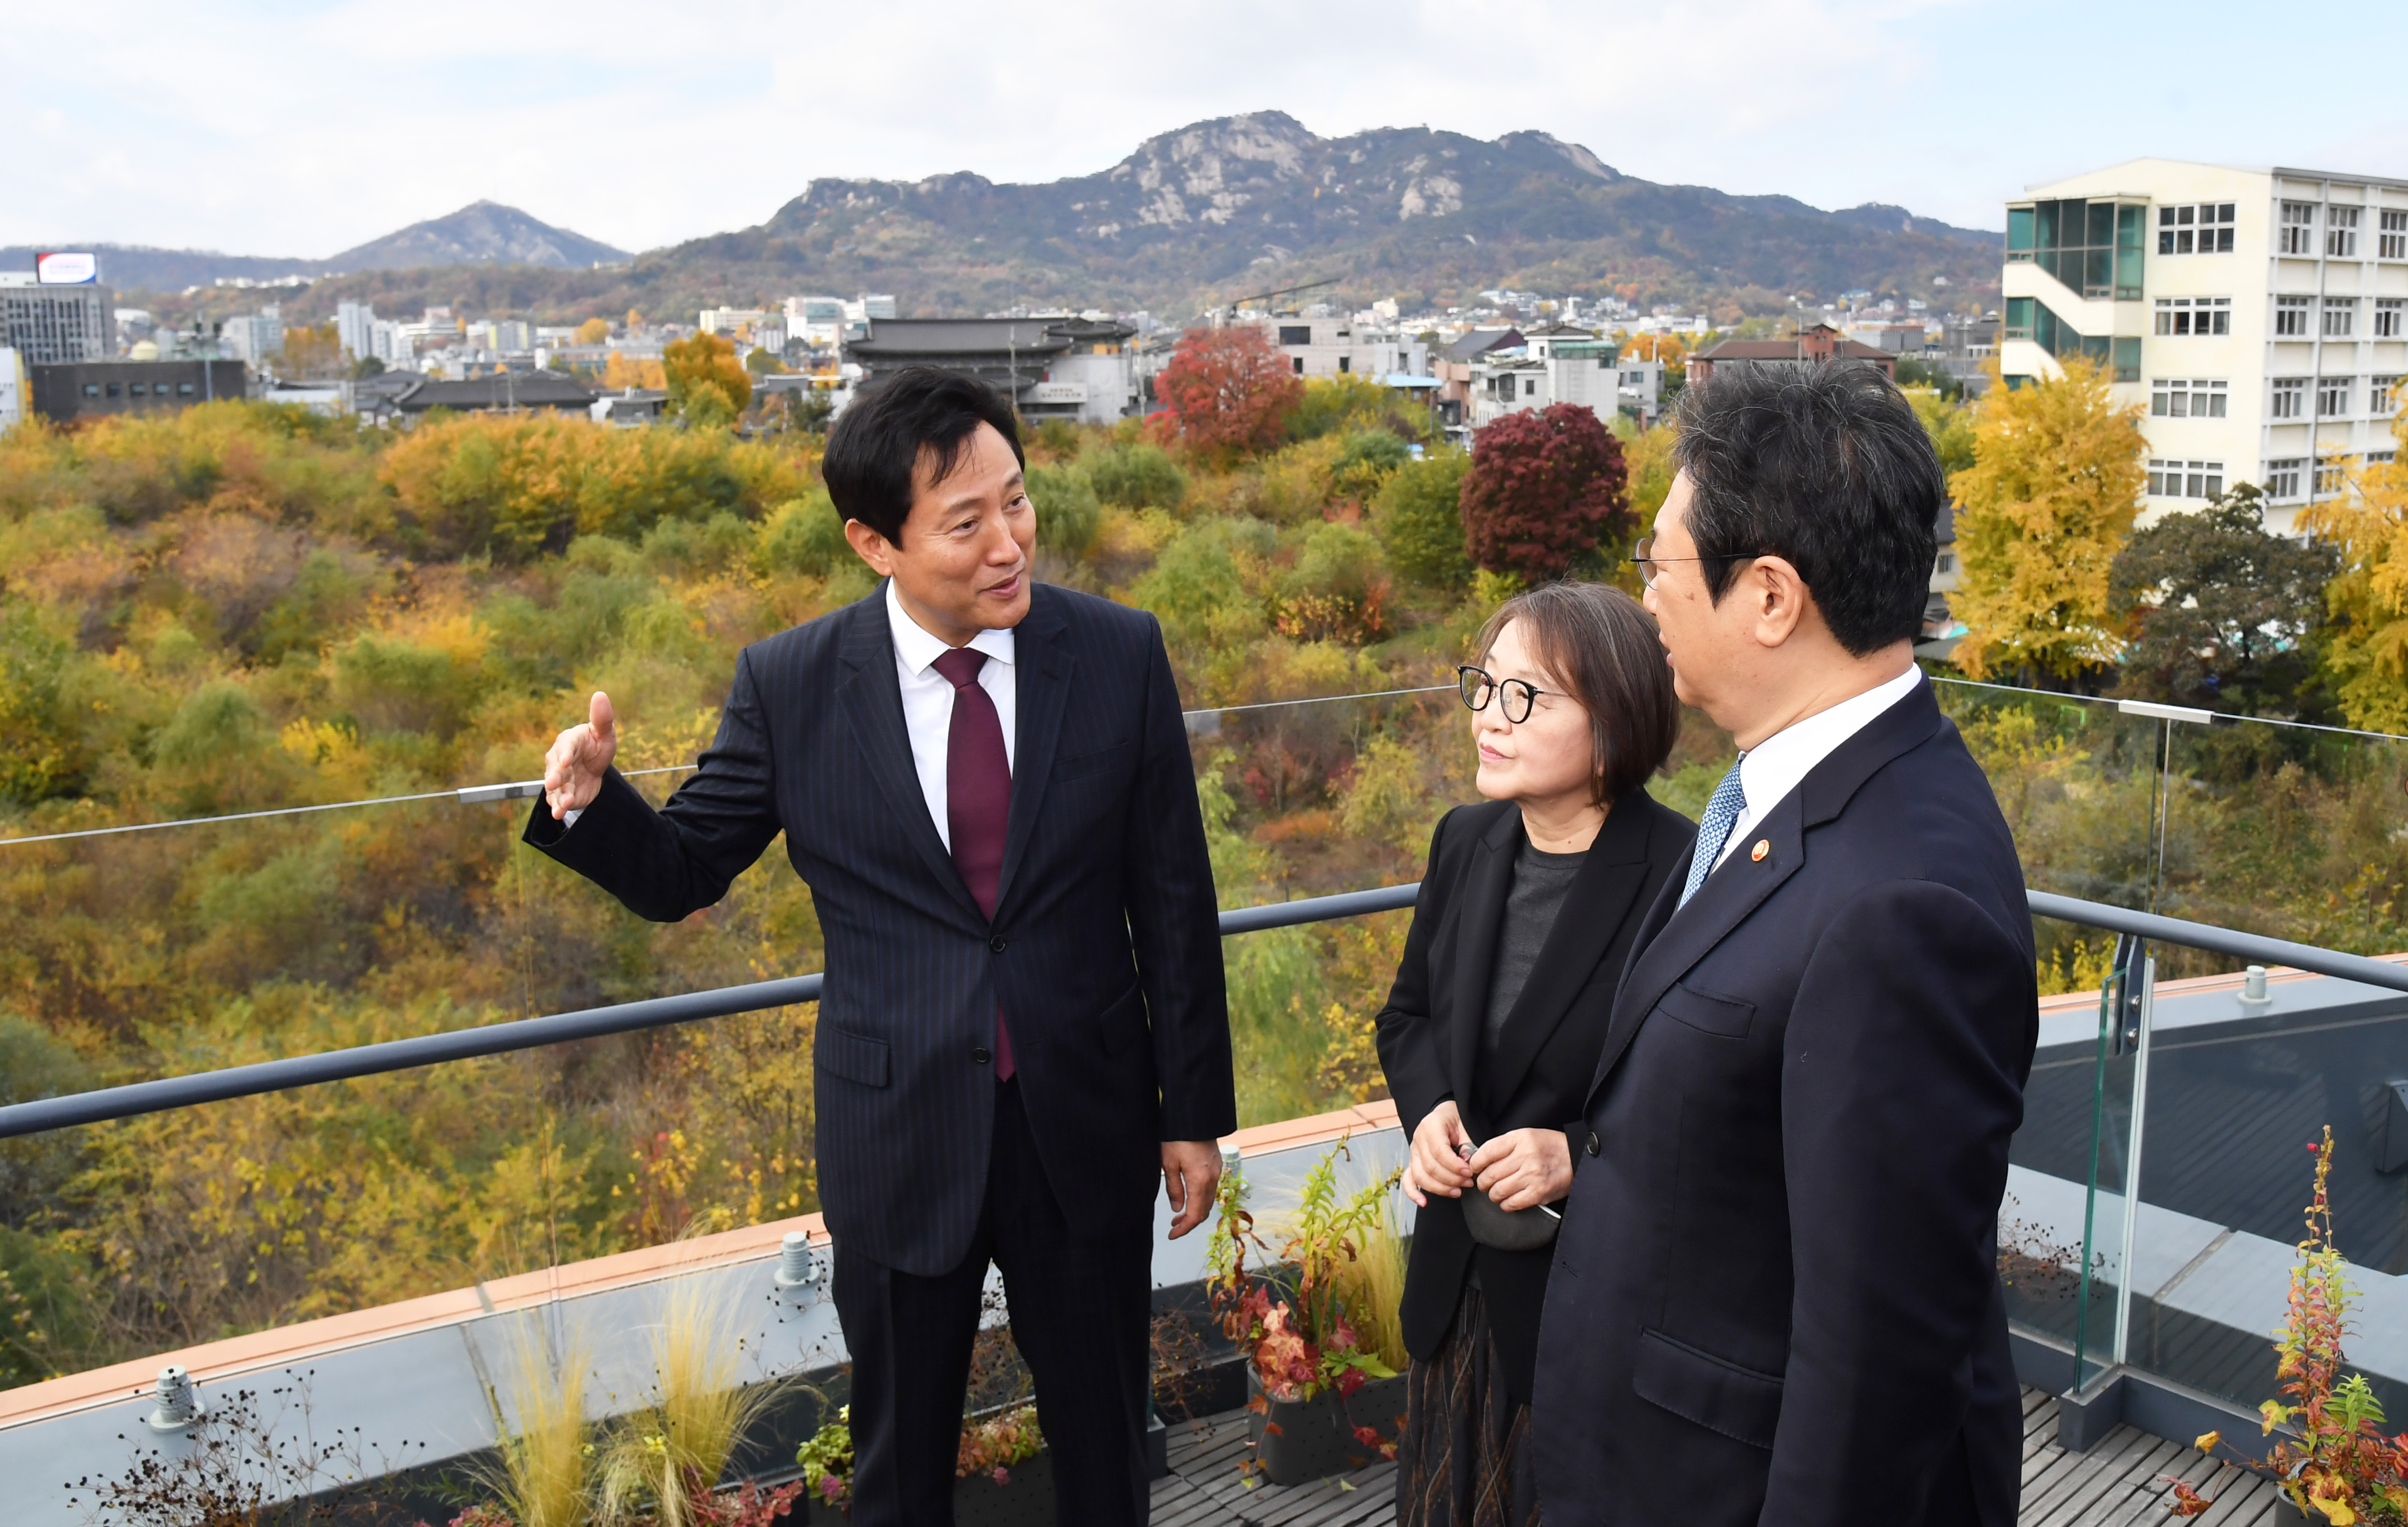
[1531,680,2037,1527]
[525,582,1234,1277]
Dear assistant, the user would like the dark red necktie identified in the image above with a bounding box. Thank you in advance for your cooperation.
[932,647,1014,1081]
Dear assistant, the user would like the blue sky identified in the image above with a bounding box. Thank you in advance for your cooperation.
[6,0,2405,258]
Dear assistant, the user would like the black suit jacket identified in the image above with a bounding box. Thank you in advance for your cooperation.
[523,582,1234,1277]
[1531,680,2036,1527]
[1374,792,1693,1403]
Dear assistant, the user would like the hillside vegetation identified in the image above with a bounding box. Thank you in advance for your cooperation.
[0,379,1619,1385]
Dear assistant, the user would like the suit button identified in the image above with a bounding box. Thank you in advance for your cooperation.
[1585,1130,1601,1157]
[989,935,1009,952]
[972,1047,992,1065]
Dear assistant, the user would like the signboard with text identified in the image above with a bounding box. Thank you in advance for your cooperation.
[35,252,99,285]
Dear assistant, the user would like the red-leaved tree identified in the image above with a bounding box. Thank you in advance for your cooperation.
[1459,404,1632,580]
[1152,326,1304,459]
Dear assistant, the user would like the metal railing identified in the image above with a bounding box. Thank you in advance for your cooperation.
[3,882,2404,1141]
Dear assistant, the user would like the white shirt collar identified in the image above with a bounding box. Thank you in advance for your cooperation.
[1737,664,1924,817]
[885,577,1015,675]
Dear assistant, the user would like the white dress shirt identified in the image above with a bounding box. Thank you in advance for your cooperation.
[1710,665,1925,870]
[884,577,1016,853]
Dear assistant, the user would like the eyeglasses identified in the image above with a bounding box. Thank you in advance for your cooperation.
[1458,665,1549,724]
[1628,535,1766,590]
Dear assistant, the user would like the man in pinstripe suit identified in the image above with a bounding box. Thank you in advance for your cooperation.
[527,367,1234,1525]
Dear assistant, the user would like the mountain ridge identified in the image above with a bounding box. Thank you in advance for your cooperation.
[59,115,2000,323]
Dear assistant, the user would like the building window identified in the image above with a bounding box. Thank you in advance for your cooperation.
[2377,299,2405,338]
[2371,450,2399,466]
[2153,297,2231,335]
[1278,325,1311,346]
[177,382,194,396]
[1291,356,1304,375]
[105,382,121,398]
[2020,198,2146,298]
[2323,298,2357,337]
[2328,205,2361,258]
[129,383,146,397]
[2317,461,2349,496]
[2157,202,2236,254]
[1524,379,1536,397]
[2280,201,2317,255]
[2318,376,2353,417]
[2383,210,2408,260]
[2151,378,2228,417]
[2266,459,2305,498]
[2147,459,2225,498]
[2373,376,2401,415]
[82,383,99,397]
[2276,296,2312,336]
[1935,552,1955,573]
[1337,355,1350,373]
[2272,377,2308,418]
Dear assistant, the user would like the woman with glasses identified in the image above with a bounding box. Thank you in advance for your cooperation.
[1377,581,1692,1527]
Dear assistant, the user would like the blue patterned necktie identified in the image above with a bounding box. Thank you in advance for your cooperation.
[1679,761,1749,908]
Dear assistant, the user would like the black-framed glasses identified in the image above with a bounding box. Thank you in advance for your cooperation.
[1628,535,1766,590]
[1458,665,1547,724]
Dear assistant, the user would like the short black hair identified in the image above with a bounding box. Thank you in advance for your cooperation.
[821,365,1024,543]
[1671,362,1941,656]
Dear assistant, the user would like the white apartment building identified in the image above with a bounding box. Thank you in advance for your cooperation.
[220,305,286,365]
[1249,315,1431,381]
[2002,158,2408,532]
[1465,325,1622,428]
[785,295,845,347]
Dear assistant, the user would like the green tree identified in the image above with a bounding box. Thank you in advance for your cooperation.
[0,598,85,805]
[1025,463,1101,560]
[1904,386,1976,477]
[2108,483,2336,716]
[1370,451,1473,590]
[1950,356,2147,682]
[1084,441,1187,510]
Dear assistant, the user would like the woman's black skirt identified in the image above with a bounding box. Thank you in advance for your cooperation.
[1394,1279,1539,1527]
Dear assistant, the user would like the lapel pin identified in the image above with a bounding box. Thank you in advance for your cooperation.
[1750,839,1769,862]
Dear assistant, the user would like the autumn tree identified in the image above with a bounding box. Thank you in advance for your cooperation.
[1948,356,2147,682]
[1458,404,1631,581]
[2304,414,2408,729]
[601,352,666,391]
[573,316,611,345]
[664,333,751,428]
[1153,326,1303,459]
[2109,482,2336,716]
[278,324,345,380]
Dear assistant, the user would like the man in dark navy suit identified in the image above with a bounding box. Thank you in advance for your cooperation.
[1531,362,2037,1527]
[527,367,1233,1525]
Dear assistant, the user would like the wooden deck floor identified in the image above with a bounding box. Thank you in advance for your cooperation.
[1145,1386,2292,1525]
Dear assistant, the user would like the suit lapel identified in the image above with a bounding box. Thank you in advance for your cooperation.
[994,591,1072,920]
[1448,806,1520,1115]
[837,589,985,925]
[1481,792,1658,1109]
[1583,678,1948,1106]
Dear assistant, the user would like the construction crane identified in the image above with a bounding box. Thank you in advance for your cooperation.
[1211,276,1340,324]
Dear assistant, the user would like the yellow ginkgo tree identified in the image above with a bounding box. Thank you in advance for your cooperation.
[2304,406,2408,732]
[1948,355,2147,682]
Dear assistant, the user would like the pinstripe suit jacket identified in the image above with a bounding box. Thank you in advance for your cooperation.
[524,581,1234,1276]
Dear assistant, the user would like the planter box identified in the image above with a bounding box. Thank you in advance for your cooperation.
[1245,1367,1409,1487]
[801,1448,1054,1526]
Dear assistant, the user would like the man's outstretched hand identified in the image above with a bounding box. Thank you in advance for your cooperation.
[543,691,618,820]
